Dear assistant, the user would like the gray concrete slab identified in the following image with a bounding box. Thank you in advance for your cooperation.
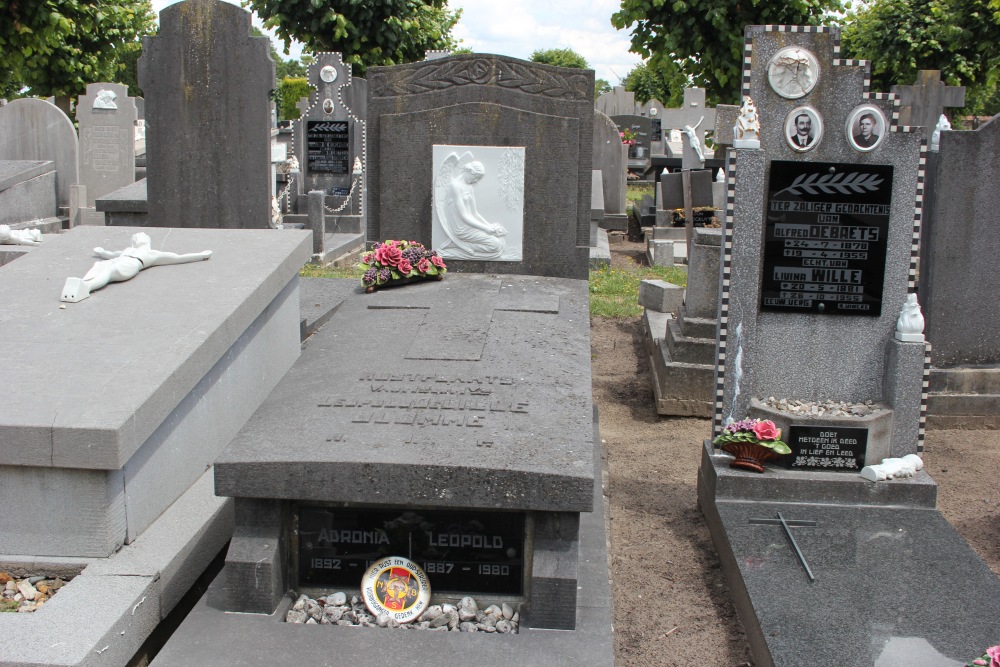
[150,410,613,667]
[0,226,311,469]
[216,274,595,513]
[0,468,232,667]
[702,497,1000,667]
[0,160,52,191]
[94,178,146,213]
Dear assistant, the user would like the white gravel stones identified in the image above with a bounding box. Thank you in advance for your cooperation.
[0,572,68,613]
[285,592,519,633]
[763,396,888,418]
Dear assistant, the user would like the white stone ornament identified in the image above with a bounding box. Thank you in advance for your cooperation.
[93,89,118,110]
[732,96,761,149]
[930,113,952,152]
[352,157,363,175]
[60,232,212,303]
[320,65,337,83]
[768,47,819,99]
[716,169,725,182]
[895,293,925,342]
[860,454,924,482]
[432,146,524,261]
[0,225,41,246]
[681,116,705,163]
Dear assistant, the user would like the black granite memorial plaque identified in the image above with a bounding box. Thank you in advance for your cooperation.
[783,425,867,471]
[306,121,349,174]
[297,507,525,595]
[651,119,662,142]
[670,208,719,227]
[761,161,893,316]
[611,115,652,160]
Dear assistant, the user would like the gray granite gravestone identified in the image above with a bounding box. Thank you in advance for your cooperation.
[288,53,367,262]
[697,25,1000,667]
[76,82,138,207]
[610,114,653,169]
[919,114,1000,426]
[593,109,627,230]
[0,98,79,212]
[595,86,636,117]
[367,54,594,279]
[139,0,274,228]
[891,70,966,132]
[0,160,57,226]
[0,226,311,667]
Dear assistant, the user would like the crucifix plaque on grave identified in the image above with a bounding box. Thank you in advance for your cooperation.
[659,88,718,170]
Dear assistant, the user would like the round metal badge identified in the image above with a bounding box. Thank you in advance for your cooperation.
[360,556,431,623]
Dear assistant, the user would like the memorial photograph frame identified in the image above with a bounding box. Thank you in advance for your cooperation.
[784,106,823,152]
[846,104,887,152]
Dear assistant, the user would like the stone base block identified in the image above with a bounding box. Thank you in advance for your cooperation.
[0,170,57,225]
[642,310,714,417]
[589,228,610,269]
[926,366,1000,429]
[638,279,683,314]
[598,212,628,231]
[665,317,716,365]
[646,239,674,266]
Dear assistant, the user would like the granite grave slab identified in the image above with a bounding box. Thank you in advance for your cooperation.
[0,98,79,211]
[0,159,56,225]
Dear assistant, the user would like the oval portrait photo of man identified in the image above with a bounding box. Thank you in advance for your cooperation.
[784,106,823,152]
[846,105,887,152]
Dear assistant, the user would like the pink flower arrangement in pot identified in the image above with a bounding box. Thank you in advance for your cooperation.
[712,418,791,473]
[358,240,447,293]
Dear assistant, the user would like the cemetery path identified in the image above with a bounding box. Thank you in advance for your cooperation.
[593,240,1000,667]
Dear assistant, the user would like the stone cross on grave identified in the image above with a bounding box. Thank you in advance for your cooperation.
[659,88,717,170]
[891,70,966,132]
[295,96,311,121]
[367,276,559,361]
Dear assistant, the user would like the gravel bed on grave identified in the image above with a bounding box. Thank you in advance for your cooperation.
[761,396,891,417]
[0,572,69,613]
[286,592,519,633]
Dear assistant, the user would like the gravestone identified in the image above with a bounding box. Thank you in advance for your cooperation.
[643,226,723,415]
[0,98,79,212]
[659,88,717,170]
[593,109,627,231]
[595,85,636,117]
[139,0,275,228]
[76,82,138,207]
[0,160,57,226]
[698,25,1000,667]
[367,54,594,279]
[919,114,1000,427]
[610,114,653,167]
[287,52,367,263]
[0,225,311,667]
[891,70,966,132]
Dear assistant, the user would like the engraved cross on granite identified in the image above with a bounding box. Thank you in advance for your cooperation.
[890,70,966,131]
[367,276,560,361]
[659,88,718,170]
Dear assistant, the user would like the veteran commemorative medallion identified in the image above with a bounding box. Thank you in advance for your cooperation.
[361,556,431,623]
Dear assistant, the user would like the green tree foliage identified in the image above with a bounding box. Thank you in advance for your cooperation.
[612,0,844,106]
[243,0,461,74]
[841,0,1000,116]
[621,61,671,104]
[595,78,612,99]
[530,47,589,69]
[276,77,311,121]
[251,27,307,81]
[0,0,156,98]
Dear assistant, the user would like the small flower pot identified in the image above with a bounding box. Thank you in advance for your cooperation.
[720,441,782,473]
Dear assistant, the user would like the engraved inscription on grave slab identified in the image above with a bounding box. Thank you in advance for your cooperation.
[307,120,350,174]
[297,507,525,595]
[82,126,125,172]
[785,425,867,471]
[761,161,893,316]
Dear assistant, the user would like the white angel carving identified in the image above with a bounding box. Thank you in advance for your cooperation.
[434,151,507,260]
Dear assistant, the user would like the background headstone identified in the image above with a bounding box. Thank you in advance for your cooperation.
[139,0,275,228]
[0,98,79,211]
[891,70,966,131]
[367,54,594,279]
[593,110,627,220]
[659,88,717,170]
[595,86,636,117]
[610,114,653,161]
[76,82,138,206]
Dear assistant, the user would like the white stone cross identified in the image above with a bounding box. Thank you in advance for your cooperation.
[659,88,718,170]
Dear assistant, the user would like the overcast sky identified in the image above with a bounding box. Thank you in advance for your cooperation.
[150,0,642,84]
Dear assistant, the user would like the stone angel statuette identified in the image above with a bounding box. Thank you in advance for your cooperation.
[930,114,952,152]
[434,151,507,260]
[733,96,761,149]
[0,225,42,246]
[681,116,706,164]
[61,232,212,303]
[895,293,925,342]
[860,454,924,482]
